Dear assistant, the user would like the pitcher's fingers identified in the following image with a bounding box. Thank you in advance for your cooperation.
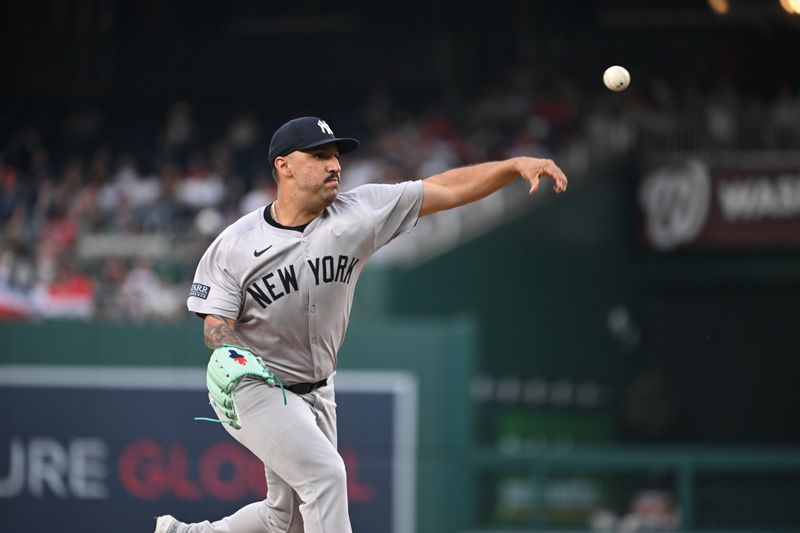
[547,163,569,192]
[529,176,540,194]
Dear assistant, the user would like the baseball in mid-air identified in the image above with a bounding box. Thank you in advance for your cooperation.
[603,65,631,92]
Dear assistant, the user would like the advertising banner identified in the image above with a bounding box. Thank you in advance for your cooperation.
[637,158,800,251]
[0,367,417,533]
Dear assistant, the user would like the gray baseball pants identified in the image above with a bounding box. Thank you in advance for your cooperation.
[174,375,352,533]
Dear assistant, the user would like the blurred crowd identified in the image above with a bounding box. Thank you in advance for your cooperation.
[2,73,799,322]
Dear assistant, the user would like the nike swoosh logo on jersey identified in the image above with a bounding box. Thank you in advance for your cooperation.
[253,245,273,257]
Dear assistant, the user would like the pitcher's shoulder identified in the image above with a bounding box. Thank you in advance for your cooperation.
[217,207,266,240]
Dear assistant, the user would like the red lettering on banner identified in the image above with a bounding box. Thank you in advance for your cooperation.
[117,439,168,499]
[341,446,376,502]
[199,442,253,501]
[118,439,265,501]
[250,458,268,496]
[169,442,203,500]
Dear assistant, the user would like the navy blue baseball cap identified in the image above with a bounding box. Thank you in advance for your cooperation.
[268,116,359,166]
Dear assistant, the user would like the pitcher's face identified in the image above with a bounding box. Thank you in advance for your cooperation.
[282,144,342,208]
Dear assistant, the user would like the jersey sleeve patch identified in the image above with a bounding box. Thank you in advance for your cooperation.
[189,283,211,300]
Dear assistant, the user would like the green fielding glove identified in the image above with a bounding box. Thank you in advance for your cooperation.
[199,344,285,429]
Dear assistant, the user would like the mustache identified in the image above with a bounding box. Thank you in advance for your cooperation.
[324,172,340,182]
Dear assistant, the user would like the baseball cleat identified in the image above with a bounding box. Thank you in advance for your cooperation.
[154,515,178,533]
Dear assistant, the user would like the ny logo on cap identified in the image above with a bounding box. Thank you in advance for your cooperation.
[317,120,333,135]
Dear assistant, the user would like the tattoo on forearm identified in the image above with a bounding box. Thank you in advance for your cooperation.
[204,320,242,349]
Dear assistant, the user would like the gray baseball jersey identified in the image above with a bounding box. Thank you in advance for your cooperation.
[187,180,424,384]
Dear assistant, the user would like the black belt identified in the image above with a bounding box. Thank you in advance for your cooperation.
[286,378,327,395]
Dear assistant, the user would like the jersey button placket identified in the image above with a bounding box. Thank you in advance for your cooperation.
[305,233,321,379]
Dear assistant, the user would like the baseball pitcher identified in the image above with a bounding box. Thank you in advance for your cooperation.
[155,116,567,533]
